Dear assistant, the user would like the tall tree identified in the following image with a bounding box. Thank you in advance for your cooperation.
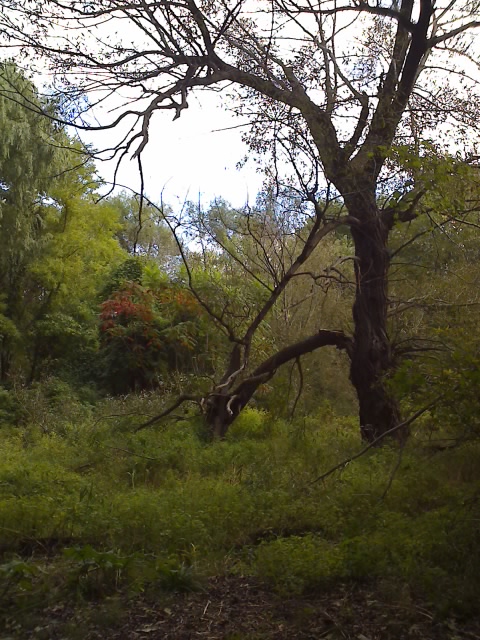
[2,1,480,439]
[0,62,123,383]
[108,192,179,267]
[0,62,63,381]
[25,172,124,383]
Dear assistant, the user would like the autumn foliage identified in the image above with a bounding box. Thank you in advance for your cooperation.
[99,282,206,393]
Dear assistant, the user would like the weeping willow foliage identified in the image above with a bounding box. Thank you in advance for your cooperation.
[0,62,123,382]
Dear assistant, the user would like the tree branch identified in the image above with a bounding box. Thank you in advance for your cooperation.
[233,328,352,399]
[135,394,200,432]
[309,395,441,485]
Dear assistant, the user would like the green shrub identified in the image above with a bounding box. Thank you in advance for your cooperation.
[0,557,40,595]
[63,546,139,599]
[0,387,27,426]
[227,408,270,440]
[61,545,202,599]
[10,377,93,435]
[254,534,342,594]
[0,396,479,617]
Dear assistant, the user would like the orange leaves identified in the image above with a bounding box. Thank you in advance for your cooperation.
[157,287,201,316]
[100,282,202,335]
[98,280,208,393]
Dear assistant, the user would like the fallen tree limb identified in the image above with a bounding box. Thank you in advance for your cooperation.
[309,395,441,485]
[231,329,352,403]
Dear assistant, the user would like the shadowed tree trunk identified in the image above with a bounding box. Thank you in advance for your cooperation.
[204,330,353,438]
[346,192,402,441]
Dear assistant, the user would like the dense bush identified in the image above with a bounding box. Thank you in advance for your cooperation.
[0,396,479,617]
[99,279,212,394]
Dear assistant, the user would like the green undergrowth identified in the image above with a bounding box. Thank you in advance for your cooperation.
[1,388,480,624]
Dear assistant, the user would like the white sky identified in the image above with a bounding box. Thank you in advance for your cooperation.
[81,91,264,209]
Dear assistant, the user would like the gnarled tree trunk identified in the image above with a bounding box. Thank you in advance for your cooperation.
[204,330,352,438]
[345,190,403,442]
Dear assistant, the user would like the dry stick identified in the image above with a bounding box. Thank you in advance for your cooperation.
[135,394,199,432]
[98,444,160,461]
[132,154,145,256]
[289,357,304,421]
[309,396,441,486]
[380,438,407,500]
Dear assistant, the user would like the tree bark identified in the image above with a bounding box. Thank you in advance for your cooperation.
[204,330,352,438]
[345,190,403,442]
[0,339,12,384]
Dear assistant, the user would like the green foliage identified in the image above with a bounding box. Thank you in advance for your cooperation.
[0,557,40,595]
[32,313,99,381]
[227,407,271,440]
[63,545,144,599]
[101,256,144,300]
[391,325,480,444]
[0,387,26,426]
[0,399,479,617]
[107,192,179,265]
[0,548,201,626]
[254,534,341,594]
[0,63,58,207]
[0,63,125,385]
[6,377,95,434]
[0,307,19,342]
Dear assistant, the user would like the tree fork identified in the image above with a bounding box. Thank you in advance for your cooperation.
[204,329,352,438]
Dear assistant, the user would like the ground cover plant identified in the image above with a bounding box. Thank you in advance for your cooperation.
[1,382,480,638]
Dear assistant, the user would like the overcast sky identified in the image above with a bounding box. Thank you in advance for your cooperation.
[81,90,263,209]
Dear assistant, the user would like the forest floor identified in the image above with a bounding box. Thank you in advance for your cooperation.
[3,575,480,640]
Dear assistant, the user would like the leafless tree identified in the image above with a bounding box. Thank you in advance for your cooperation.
[1,0,480,440]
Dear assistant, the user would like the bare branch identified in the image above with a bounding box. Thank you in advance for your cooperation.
[309,396,442,486]
[429,20,480,47]
[135,394,200,432]
[289,356,304,421]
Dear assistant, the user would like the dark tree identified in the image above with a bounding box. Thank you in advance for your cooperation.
[2,1,479,439]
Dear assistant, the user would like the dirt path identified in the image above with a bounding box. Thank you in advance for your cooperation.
[4,576,480,639]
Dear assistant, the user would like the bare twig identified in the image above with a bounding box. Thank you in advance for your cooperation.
[98,443,160,461]
[309,397,441,486]
[135,394,200,432]
[289,357,304,421]
[380,438,407,500]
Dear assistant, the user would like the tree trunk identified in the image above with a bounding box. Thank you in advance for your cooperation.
[347,193,403,442]
[0,338,12,384]
[205,393,240,439]
[204,330,352,438]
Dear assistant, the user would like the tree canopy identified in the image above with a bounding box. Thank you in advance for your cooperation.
[0,62,124,383]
